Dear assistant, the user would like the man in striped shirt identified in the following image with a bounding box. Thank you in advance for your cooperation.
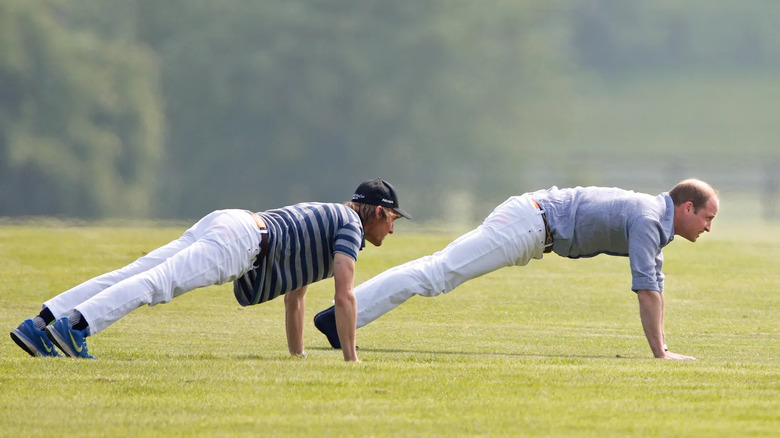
[10,178,410,362]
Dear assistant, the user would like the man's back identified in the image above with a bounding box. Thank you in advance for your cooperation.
[533,186,674,259]
[233,202,364,305]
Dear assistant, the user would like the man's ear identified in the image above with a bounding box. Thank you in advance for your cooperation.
[374,205,384,219]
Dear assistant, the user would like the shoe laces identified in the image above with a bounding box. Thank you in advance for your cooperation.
[76,331,90,354]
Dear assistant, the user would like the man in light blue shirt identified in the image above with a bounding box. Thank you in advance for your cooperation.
[314,179,719,360]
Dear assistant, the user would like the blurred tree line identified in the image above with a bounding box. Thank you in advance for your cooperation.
[0,0,162,217]
[1,0,778,220]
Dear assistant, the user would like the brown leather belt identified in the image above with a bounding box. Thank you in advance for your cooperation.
[251,213,269,267]
[531,198,554,253]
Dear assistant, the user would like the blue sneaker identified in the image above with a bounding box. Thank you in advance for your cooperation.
[10,319,62,357]
[45,317,95,359]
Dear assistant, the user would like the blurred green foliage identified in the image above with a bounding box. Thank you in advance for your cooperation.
[0,0,163,218]
[1,0,778,220]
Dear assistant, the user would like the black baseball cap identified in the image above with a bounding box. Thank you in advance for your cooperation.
[352,178,411,219]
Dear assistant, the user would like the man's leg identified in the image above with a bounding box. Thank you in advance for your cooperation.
[316,195,546,347]
[43,223,203,319]
[12,220,200,357]
[75,210,261,335]
[356,195,545,326]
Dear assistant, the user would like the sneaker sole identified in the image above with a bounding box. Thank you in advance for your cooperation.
[45,325,78,358]
[10,330,42,357]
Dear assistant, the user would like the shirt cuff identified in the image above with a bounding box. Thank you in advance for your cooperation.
[632,278,661,292]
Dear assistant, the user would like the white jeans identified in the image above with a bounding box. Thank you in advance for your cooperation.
[355,194,546,327]
[44,210,262,334]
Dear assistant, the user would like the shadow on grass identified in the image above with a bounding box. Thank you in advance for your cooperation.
[306,346,641,360]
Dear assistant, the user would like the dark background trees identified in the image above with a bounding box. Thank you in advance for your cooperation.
[2,0,778,221]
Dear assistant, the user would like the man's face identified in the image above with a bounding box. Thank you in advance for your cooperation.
[674,197,719,242]
[364,207,398,246]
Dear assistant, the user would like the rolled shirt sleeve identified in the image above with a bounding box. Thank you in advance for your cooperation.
[628,215,666,292]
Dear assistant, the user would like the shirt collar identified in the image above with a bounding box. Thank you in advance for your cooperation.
[661,193,675,246]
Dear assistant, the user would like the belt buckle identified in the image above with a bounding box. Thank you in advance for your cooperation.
[541,212,553,253]
[532,198,553,253]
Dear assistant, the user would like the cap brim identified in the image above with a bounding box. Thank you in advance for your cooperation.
[392,208,412,220]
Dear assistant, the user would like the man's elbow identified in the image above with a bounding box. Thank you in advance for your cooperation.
[635,289,663,305]
[334,292,356,309]
[284,293,298,308]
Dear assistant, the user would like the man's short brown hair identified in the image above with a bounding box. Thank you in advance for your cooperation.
[346,202,397,226]
[669,178,718,212]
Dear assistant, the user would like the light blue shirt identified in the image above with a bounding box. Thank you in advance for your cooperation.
[532,187,675,292]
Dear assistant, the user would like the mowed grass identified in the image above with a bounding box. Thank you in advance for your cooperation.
[1,221,779,437]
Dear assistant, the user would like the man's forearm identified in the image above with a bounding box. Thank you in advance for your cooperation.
[335,297,358,361]
[637,289,666,357]
[332,253,359,362]
[284,287,307,356]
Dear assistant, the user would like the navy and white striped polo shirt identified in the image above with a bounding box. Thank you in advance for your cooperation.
[233,202,365,306]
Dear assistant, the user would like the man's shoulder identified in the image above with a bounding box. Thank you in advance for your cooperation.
[297,202,361,224]
[271,201,348,213]
[262,202,357,226]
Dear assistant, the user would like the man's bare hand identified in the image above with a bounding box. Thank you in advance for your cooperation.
[658,351,696,360]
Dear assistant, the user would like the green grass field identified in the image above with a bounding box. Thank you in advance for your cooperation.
[1,221,779,437]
